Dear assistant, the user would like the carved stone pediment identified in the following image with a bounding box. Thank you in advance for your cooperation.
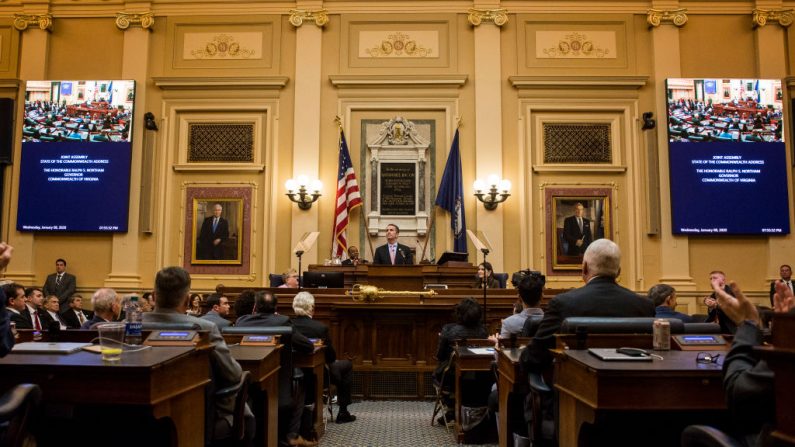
[369,116,429,147]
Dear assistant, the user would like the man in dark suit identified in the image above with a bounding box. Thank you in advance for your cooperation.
[42,258,77,307]
[60,294,90,329]
[201,293,232,329]
[372,224,413,265]
[198,203,230,260]
[3,283,31,330]
[341,246,367,266]
[0,242,15,357]
[81,288,122,329]
[704,270,739,334]
[562,202,593,256]
[236,291,316,447]
[291,291,356,423]
[39,295,67,330]
[521,238,655,373]
[769,264,792,306]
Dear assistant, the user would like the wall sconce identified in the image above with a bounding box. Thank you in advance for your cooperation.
[473,175,511,210]
[285,175,322,210]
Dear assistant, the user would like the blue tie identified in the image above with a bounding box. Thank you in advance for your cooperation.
[212,218,218,232]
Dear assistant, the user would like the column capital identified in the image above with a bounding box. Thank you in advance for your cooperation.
[752,8,794,28]
[467,8,508,27]
[13,13,52,31]
[288,9,328,28]
[116,12,155,30]
[646,8,688,28]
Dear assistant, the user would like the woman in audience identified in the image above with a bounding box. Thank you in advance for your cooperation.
[474,262,499,289]
[186,293,203,316]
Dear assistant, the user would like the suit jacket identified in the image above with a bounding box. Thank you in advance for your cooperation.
[235,313,314,353]
[0,290,13,356]
[562,215,593,256]
[291,315,336,364]
[143,309,242,417]
[372,243,413,265]
[42,272,77,307]
[655,305,695,323]
[9,308,32,330]
[707,286,738,334]
[520,276,655,372]
[81,315,112,329]
[201,310,232,329]
[60,308,89,329]
[198,216,230,260]
[39,310,66,330]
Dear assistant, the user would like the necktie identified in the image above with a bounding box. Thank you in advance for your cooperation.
[33,311,42,331]
[212,218,218,232]
[56,274,62,286]
[578,217,583,233]
[390,245,396,264]
[77,311,86,325]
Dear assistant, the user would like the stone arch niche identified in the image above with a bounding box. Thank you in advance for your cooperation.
[365,116,431,239]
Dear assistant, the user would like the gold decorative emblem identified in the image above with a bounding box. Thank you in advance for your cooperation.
[288,9,328,28]
[347,284,436,303]
[543,33,609,58]
[467,8,508,27]
[115,12,154,30]
[647,8,688,27]
[365,32,432,58]
[13,14,52,31]
[190,34,256,59]
[752,9,794,28]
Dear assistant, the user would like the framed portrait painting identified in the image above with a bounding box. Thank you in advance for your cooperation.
[545,187,613,274]
[184,185,252,275]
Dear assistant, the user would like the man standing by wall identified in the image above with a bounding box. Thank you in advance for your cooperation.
[42,258,77,307]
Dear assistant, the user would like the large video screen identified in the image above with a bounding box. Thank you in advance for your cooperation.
[17,80,135,232]
[666,78,789,235]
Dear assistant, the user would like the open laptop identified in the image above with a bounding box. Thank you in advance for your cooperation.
[12,342,93,354]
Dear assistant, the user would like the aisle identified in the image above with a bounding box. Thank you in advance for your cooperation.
[319,400,498,447]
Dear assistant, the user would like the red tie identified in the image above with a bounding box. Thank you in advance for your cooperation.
[33,311,42,331]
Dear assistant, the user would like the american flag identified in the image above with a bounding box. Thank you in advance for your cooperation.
[331,131,362,259]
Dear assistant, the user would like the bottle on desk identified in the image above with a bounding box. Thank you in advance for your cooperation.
[124,295,143,346]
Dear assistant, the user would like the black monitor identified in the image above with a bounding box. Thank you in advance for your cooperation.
[303,271,344,289]
[437,251,468,265]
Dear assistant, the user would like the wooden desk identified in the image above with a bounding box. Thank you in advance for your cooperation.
[229,344,282,447]
[453,343,496,443]
[496,347,525,447]
[555,349,726,446]
[295,346,327,439]
[0,346,210,447]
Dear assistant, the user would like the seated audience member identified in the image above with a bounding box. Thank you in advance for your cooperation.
[0,243,14,356]
[341,246,367,266]
[233,290,256,322]
[82,288,122,329]
[61,294,89,329]
[279,269,299,289]
[649,283,694,322]
[201,293,232,329]
[144,267,254,444]
[39,295,67,330]
[711,278,795,445]
[236,291,315,446]
[141,291,155,311]
[186,293,203,316]
[703,270,738,334]
[769,264,791,307]
[3,283,31,329]
[24,287,45,331]
[291,291,356,423]
[499,272,545,337]
[434,297,489,425]
[475,262,500,289]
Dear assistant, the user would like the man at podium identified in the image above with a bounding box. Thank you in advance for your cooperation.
[372,224,413,265]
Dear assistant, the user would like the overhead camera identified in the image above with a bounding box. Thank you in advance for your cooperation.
[511,269,546,288]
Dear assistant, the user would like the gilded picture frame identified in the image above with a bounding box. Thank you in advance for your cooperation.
[545,187,613,273]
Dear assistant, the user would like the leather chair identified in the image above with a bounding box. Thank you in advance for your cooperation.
[268,274,285,288]
[0,384,42,447]
[211,371,253,447]
[521,315,545,338]
[431,349,457,432]
[493,273,508,289]
[560,317,686,334]
[680,425,744,447]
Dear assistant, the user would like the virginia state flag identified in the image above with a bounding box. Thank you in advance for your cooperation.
[435,129,467,253]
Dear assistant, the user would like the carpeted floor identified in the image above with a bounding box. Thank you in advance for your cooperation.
[319,400,498,447]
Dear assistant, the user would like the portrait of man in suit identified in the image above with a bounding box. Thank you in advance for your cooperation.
[193,200,242,264]
[550,192,611,271]
[562,202,593,256]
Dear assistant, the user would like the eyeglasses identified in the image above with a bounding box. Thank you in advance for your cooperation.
[696,352,721,364]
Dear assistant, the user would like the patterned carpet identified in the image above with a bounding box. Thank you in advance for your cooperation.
[319,400,498,447]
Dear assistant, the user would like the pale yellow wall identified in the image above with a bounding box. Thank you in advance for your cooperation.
[0,2,792,302]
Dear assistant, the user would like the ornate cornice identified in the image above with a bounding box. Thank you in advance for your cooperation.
[646,8,688,28]
[467,8,508,27]
[752,9,794,28]
[288,9,328,28]
[116,12,155,30]
[13,14,52,31]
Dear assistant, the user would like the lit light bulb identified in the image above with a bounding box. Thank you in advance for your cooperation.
[499,179,512,192]
[285,179,297,192]
[310,179,322,193]
[473,179,486,193]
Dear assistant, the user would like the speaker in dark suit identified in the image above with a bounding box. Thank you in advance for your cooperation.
[371,223,413,265]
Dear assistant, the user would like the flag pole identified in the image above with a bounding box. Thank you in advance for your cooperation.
[330,116,344,260]
[419,209,435,263]
[364,216,376,261]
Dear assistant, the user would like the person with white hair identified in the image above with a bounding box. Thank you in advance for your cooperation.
[291,291,357,423]
[81,288,122,329]
[521,238,655,372]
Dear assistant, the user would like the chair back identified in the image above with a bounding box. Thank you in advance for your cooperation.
[268,273,285,288]
[141,322,201,331]
[493,273,508,289]
[0,383,42,447]
[560,317,685,334]
[683,323,721,334]
[212,371,252,443]
[521,314,545,337]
